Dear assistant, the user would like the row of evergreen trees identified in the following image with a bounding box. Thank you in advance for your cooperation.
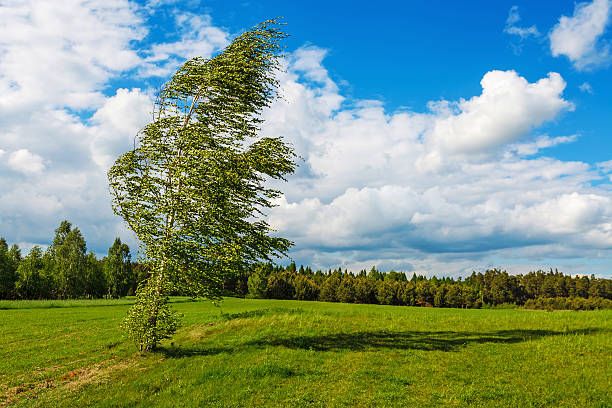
[224,263,612,309]
[0,221,138,300]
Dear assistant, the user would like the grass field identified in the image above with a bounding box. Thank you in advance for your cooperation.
[1,298,610,407]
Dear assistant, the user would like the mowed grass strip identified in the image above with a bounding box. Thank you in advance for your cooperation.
[1,298,610,407]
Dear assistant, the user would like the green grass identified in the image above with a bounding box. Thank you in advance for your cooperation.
[1,298,610,407]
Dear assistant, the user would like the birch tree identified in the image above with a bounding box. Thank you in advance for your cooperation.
[108,20,295,351]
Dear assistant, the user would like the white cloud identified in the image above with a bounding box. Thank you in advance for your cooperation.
[511,192,612,246]
[598,160,612,171]
[598,160,612,182]
[425,70,573,156]
[291,47,336,87]
[0,0,145,113]
[89,88,153,169]
[504,6,540,39]
[506,134,577,156]
[0,1,159,253]
[7,149,45,174]
[139,12,229,77]
[261,52,612,276]
[550,0,611,70]
[579,82,594,93]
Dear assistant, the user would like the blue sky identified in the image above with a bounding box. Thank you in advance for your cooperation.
[0,0,611,277]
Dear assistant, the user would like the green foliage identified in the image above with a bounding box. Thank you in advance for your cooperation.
[336,275,356,303]
[231,265,612,310]
[354,276,377,304]
[247,265,269,298]
[15,246,46,299]
[319,270,342,302]
[46,221,88,299]
[524,296,612,310]
[0,239,19,299]
[266,271,295,300]
[376,279,401,305]
[84,253,106,298]
[122,282,180,352]
[1,221,133,301]
[367,265,384,281]
[104,238,133,298]
[108,20,295,350]
[131,262,151,295]
[293,274,319,301]
[385,270,407,282]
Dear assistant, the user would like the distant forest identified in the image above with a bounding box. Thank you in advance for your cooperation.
[1,221,611,310]
[226,263,612,310]
[0,221,140,300]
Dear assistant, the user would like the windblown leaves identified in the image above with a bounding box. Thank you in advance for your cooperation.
[108,20,295,303]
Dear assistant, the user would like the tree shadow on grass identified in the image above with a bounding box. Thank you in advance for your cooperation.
[0,298,199,310]
[220,308,304,321]
[245,328,605,352]
[159,345,233,358]
[158,327,606,358]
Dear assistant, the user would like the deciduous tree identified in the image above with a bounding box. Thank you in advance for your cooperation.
[104,238,133,298]
[47,221,88,299]
[108,20,295,351]
[15,246,45,299]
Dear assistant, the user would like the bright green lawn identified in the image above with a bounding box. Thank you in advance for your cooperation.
[1,298,610,407]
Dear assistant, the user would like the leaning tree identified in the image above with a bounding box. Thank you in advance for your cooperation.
[108,20,295,351]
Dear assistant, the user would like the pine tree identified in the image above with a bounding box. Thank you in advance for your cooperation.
[0,238,19,299]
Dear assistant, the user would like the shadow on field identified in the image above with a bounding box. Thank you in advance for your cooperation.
[0,298,197,310]
[0,302,133,310]
[246,328,605,352]
[158,328,605,357]
[220,308,304,321]
[159,346,233,358]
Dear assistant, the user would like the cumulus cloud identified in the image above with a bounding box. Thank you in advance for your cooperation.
[0,0,145,114]
[262,51,612,276]
[550,0,611,70]
[425,70,573,156]
[7,149,45,174]
[0,106,133,250]
[89,88,153,169]
[511,192,611,243]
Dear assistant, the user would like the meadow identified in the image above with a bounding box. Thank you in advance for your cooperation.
[1,298,610,407]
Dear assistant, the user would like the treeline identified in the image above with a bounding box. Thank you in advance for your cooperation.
[0,221,142,300]
[3,223,611,309]
[223,263,612,310]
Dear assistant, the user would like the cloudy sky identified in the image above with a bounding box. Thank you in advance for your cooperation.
[0,0,611,277]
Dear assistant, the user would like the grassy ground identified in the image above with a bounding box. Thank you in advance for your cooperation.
[1,298,610,407]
